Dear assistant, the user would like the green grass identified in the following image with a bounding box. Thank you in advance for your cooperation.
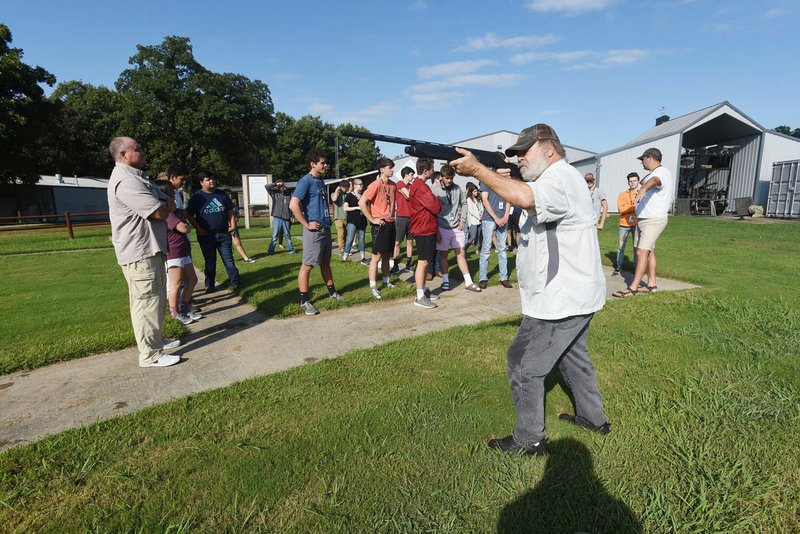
[1,216,799,531]
[0,221,509,373]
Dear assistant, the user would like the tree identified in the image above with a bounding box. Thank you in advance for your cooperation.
[40,81,122,177]
[774,125,800,139]
[335,123,381,179]
[271,113,337,181]
[0,24,56,184]
[115,36,275,184]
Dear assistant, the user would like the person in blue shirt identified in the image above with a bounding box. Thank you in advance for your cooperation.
[289,149,342,315]
[186,171,241,293]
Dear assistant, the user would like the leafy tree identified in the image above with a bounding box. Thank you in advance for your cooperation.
[115,36,275,184]
[0,24,56,184]
[40,81,122,177]
[335,123,381,179]
[774,125,800,139]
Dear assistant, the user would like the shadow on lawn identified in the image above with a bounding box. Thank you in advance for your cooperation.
[497,438,641,534]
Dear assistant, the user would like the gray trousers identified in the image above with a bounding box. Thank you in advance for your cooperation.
[507,314,607,446]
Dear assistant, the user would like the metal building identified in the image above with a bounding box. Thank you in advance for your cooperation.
[586,101,800,215]
[768,160,800,218]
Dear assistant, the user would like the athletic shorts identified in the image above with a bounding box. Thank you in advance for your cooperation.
[635,216,668,251]
[371,222,396,255]
[166,256,193,268]
[394,216,412,242]
[302,226,332,266]
[415,234,437,263]
[436,227,466,251]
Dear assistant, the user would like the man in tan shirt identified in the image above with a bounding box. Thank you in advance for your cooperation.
[107,136,181,368]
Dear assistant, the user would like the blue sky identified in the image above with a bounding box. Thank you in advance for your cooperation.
[5,0,799,155]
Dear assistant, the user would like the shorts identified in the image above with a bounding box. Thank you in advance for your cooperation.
[635,216,668,251]
[302,226,332,266]
[371,222,396,255]
[166,256,193,268]
[436,227,466,251]
[415,234,437,263]
[394,216,412,242]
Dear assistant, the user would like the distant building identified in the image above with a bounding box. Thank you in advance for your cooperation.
[0,175,109,221]
[579,101,800,214]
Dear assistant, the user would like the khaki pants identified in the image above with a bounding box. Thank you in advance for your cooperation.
[334,219,347,251]
[121,253,167,366]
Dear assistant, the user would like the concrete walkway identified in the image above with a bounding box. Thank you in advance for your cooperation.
[0,267,696,451]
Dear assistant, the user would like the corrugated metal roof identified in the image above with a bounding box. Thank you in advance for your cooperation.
[36,175,110,189]
[626,102,726,146]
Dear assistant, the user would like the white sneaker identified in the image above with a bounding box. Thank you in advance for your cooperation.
[162,339,181,351]
[185,309,203,320]
[329,292,344,301]
[371,287,382,299]
[301,301,319,316]
[174,313,194,325]
[140,354,181,368]
[383,281,395,289]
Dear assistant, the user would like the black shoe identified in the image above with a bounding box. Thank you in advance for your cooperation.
[487,435,546,456]
[231,283,242,293]
[205,286,217,294]
[478,280,488,290]
[558,413,611,434]
[389,264,400,275]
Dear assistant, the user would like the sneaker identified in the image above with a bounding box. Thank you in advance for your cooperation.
[230,283,242,293]
[423,288,440,301]
[389,264,400,275]
[383,281,395,289]
[205,286,217,294]
[278,244,284,250]
[140,354,181,368]
[360,258,370,266]
[371,287,382,300]
[487,435,546,456]
[440,281,450,291]
[287,250,297,255]
[414,296,437,309]
[465,283,482,292]
[329,292,344,301]
[162,339,181,351]
[558,413,611,434]
[612,269,620,276]
[341,254,348,262]
[173,313,194,325]
[243,258,256,264]
[301,301,319,316]
[185,308,203,321]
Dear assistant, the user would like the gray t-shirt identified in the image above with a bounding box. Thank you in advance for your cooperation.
[107,163,169,265]
[590,187,607,223]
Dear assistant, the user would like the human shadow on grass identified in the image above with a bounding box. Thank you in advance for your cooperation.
[497,438,641,534]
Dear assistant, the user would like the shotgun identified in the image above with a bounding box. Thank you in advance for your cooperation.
[340,130,521,179]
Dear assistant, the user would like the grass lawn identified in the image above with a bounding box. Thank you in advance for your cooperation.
[0,220,509,374]
[1,216,799,531]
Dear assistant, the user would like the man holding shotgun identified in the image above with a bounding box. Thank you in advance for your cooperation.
[450,123,611,456]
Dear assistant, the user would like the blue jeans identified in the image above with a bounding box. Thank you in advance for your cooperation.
[344,223,365,255]
[197,231,240,289]
[480,220,508,282]
[465,223,480,252]
[616,226,636,270]
[268,217,295,253]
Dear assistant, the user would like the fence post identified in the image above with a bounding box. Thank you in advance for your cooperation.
[65,212,74,239]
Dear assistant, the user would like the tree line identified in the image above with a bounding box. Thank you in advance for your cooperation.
[0,24,380,186]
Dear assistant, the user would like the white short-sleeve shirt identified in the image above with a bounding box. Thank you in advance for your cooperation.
[636,165,673,219]
[516,159,606,320]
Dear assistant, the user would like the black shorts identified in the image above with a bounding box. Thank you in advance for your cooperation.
[372,221,396,254]
[394,216,412,242]
[414,234,436,263]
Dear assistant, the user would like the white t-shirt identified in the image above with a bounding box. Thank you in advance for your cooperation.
[636,165,673,218]
[516,159,606,320]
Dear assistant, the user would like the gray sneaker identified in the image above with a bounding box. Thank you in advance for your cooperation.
[329,292,344,301]
[185,308,203,321]
[371,287,382,299]
[174,313,194,325]
[301,301,319,316]
[414,296,437,309]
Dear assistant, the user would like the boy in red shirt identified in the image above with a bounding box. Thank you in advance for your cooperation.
[404,157,441,308]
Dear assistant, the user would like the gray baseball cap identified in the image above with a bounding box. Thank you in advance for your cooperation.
[637,147,662,161]
[505,123,560,157]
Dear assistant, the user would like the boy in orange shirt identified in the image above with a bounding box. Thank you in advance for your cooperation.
[614,172,639,275]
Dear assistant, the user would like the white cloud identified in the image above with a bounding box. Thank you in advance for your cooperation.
[764,8,784,18]
[512,48,652,70]
[511,50,593,65]
[526,0,616,16]
[409,0,427,12]
[417,60,495,79]
[308,102,335,115]
[455,32,561,52]
[406,73,523,108]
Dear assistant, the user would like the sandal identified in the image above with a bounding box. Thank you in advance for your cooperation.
[612,287,638,298]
